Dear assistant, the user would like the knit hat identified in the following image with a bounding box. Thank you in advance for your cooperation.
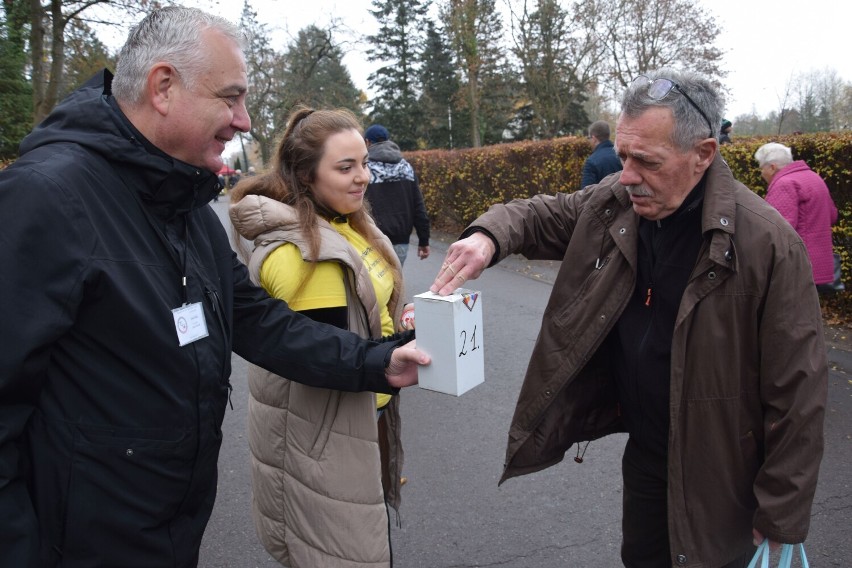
[364,124,389,143]
[721,119,732,130]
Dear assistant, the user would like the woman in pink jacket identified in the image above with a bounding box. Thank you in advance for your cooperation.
[755,142,838,289]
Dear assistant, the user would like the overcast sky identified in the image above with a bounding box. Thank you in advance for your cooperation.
[102,0,851,121]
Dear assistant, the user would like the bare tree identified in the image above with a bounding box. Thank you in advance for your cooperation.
[59,19,115,100]
[23,0,153,125]
[241,0,361,163]
[593,0,725,92]
[798,67,849,131]
[239,0,285,166]
[773,74,796,135]
[736,68,851,134]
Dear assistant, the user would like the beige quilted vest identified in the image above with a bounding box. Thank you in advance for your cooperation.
[232,195,405,567]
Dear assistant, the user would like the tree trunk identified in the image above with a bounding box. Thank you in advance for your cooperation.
[44,0,67,122]
[468,69,481,147]
[28,0,45,126]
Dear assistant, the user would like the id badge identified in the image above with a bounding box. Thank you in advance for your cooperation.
[172,302,209,346]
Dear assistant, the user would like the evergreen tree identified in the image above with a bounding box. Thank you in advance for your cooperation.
[418,19,461,148]
[0,0,32,158]
[798,92,822,133]
[366,0,429,150]
[282,25,362,117]
[478,56,519,145]
[442,0,507,147]
[510,0,588,139]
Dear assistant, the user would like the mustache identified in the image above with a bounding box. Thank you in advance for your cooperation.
[624,185,652,198]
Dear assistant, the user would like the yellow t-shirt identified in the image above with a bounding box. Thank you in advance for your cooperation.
[259,220,395,408]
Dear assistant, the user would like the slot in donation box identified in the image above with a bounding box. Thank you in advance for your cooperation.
[413,289,484,396]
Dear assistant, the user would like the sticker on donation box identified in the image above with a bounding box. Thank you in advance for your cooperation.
[413,288,484,396]
[172,302,209,346]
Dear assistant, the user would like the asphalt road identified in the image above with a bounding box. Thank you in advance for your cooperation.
[201,200,850,567]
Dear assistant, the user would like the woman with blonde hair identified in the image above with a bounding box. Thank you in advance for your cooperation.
[230,107,409,567]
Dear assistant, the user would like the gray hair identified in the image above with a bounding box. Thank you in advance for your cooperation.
[620,69,723,152]
[589,120,611,141]
[754,143,793,168]
[112,6,244,106]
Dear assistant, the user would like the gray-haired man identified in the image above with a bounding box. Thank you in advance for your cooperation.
[0,6,428,566]
[430,69,825,568]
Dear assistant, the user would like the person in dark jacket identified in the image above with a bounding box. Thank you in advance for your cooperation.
[430,70,825,568]
[580,120,622,188]
[0,7,428,567]
[720,119,733,145]
[363,124,430,266]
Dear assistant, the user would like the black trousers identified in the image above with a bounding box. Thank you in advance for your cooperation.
[621,439,753,568]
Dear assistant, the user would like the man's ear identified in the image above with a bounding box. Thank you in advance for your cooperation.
[695,137,718,172]
[147,63,177,117]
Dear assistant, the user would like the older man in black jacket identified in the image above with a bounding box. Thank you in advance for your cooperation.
[0,7,428,567]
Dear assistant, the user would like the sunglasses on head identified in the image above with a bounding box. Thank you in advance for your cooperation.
[632,75,714,139]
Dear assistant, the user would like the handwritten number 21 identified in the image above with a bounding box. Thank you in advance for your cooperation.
[458,325,480,357]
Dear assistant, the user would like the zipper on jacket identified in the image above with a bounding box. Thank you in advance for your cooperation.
[205,286,233,409]
[595,207,616,270]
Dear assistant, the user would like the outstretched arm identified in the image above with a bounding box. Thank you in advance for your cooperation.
[430,231,496,296]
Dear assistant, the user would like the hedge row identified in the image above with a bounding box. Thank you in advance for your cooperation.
[406,132,852,325]
[408,137,592,232]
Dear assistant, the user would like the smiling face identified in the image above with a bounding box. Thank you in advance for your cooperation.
[615,107,715,220]
[311,128,370,215]
[159,28,250,172]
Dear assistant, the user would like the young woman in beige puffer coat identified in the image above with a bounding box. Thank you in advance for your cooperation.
[229,107,411,567]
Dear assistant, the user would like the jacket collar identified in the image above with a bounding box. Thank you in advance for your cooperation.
[700,154,737,237]
[593,153,739,270]
[104,90,220,219]
[698,154,739,269]
[593,139,615,153]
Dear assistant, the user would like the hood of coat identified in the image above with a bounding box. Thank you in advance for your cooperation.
[367,140,403,164]
[19,69,220,219]
[230,193,302,242]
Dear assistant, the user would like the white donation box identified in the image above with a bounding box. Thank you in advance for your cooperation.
[413,289,484,396]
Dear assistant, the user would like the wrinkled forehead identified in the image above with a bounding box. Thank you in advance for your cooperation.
[614,108,678,155]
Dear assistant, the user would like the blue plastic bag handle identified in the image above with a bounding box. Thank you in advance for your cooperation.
[747,540,809,568]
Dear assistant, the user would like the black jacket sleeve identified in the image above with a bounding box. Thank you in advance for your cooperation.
[411,176,430,246]
[229,256,403,394]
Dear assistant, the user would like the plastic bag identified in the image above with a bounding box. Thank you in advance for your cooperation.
[746,540,809,568]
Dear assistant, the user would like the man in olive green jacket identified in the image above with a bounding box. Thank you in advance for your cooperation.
[431,69,826,568]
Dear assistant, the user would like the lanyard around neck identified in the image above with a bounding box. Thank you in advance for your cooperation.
[115,169,194,305]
